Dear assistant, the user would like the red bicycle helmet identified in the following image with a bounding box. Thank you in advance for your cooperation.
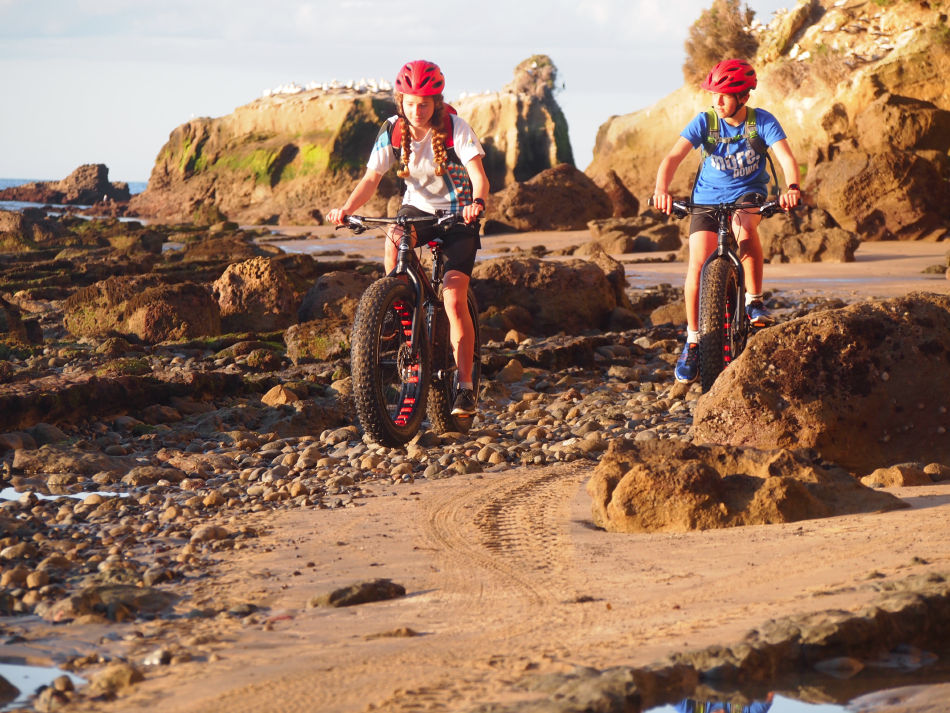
[701,59,757,94]
[394,60,445,96]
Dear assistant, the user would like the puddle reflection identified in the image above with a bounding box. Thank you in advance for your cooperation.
[650,693,841,712]
[0,487,127,502]
[645,645,950,713]
[0,662,84,711]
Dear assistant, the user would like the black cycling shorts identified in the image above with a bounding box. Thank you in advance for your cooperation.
[397,204,480,277]
[689,192,765,234]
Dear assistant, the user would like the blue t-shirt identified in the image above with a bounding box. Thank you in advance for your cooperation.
[682,107,786,204]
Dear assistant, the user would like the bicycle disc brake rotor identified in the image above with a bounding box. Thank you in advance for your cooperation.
[396,342,420,383]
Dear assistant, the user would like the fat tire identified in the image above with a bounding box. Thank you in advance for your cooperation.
[427,287,481,434]
[351,277,430,446]
[698,258,741,393]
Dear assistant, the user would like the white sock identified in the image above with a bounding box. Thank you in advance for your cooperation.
[686,329,700,344]
[746,293,762,305]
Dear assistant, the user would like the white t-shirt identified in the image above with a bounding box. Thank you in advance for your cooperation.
[367,114,485,213]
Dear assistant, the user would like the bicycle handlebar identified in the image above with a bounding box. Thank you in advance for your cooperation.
[667,199,785,220]
[341,210,461,235]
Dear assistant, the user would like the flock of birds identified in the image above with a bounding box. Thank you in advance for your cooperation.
[261,77,495,100]
[262,77,393,97]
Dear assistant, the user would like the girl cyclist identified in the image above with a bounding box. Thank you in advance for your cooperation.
[327,60,489,415]
[652,58,801,383]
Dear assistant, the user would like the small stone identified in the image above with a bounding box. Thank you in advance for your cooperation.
[308,579,406,608]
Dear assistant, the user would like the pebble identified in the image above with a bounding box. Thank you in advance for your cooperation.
[0,317,710,673]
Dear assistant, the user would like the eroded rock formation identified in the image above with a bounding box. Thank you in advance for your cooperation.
[587,439,905,533]
[587,0,950,241]
[691,292,950,474]
[129,56,574,226]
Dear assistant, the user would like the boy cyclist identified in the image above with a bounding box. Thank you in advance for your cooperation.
[652,59,801,383]
[328,60,489,415]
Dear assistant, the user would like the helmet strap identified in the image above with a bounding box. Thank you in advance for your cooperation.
[726,93,749,120]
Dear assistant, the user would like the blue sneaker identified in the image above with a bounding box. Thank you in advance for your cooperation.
[674,342,699,383]
[746,299,772,327]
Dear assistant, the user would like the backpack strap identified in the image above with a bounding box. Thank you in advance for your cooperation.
[744,107,768,156]
[747,108,780,197]
[389,104,457,160]
[701,108,720,160]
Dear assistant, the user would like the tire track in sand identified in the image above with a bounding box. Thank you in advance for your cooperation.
[363,461,595,713]
[421,460,590,611]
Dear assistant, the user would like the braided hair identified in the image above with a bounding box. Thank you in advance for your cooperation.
[395,94,448,178]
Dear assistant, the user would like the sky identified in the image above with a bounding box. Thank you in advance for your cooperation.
[0,0,792,184]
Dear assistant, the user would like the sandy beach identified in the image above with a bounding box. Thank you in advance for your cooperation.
[28,464,950,713]
[4,230,950,713]
[269,226,950,301]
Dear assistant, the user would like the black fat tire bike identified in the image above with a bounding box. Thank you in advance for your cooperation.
[669,198,783,393]
[342,211,481,447]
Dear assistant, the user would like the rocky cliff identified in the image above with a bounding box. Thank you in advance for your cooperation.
[129,92,400,225]
[455,55,574,192]
[586,0,950,241]
[130,56,573,226]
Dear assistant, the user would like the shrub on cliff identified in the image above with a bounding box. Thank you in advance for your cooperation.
[683,0,758,83]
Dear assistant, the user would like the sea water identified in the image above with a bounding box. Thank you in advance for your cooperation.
[0,662,84,712]
[0,177,147,213]
[0,178,147,193]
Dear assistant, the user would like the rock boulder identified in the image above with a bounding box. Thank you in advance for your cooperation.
[212,256,296,333]
[691,292,950,475]
[63,276,221,343]
[130,56,574,225]
[471,256,619,336]
[0,165,130,206]
[484,163,612,233]
[587,439,906,533]
[455,55,573,192]
[586,1,950,241]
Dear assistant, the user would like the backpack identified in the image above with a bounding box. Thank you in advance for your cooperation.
[382,104,475,207]
[694,106,780,198]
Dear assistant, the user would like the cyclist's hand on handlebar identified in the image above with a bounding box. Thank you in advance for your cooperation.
[651,191,674,215]
[326,208,348,226]
[779,186,801,211]
[462,200,484,225]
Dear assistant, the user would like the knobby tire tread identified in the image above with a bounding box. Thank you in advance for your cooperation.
[698,259,739,393]
[351,277,431,446]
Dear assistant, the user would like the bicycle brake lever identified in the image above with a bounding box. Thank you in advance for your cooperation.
[436,212,460,229]
[344,216,367,234]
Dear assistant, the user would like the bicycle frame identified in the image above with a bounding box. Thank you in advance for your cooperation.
[344,211,459,364]
[392,228,443,364]
[669,198,783,386]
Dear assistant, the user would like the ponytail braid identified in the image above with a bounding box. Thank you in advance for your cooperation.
[431,99,448,177]
[396,122,412,178]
